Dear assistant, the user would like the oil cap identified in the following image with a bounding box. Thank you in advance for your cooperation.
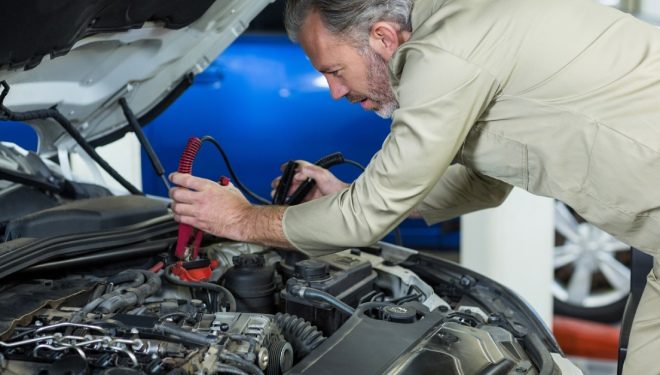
[294,259,330,281]
[383,305,417,323]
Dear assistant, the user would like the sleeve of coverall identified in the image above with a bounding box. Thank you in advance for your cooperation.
[416,164,513,224]
[282,45,501,256]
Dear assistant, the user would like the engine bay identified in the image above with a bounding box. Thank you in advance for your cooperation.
[0,228,549,375]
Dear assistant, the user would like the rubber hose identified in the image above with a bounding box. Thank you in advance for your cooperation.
[288,285,355,316]
[108,269,145,287]
[155,322,218,346]
[98,270,161,313]
[164,264,237,312]
[274,313,326,361]
[220,352,264,375]
[217,364,249,375]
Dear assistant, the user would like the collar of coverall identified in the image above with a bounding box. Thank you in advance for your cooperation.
[385,0,450,93]
[411,0,450,32]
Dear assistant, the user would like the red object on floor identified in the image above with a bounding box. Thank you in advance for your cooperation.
[552,315,620,360]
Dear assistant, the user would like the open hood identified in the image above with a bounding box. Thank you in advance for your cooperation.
[0,0,273,156]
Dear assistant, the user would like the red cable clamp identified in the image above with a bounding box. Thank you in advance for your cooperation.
[170,259,220,282]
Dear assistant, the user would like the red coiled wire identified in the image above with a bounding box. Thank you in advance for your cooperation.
[175,137,202,259]
[178,137,202,174]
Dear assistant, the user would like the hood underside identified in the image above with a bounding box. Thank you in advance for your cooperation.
[0,0,273,156]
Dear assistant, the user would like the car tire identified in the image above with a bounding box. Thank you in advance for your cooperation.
[553,295,628,323]
[552,201,631,323]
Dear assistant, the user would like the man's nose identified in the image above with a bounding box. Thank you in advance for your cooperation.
[327,77,349,100]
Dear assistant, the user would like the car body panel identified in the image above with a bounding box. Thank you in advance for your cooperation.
[0,0,273,156]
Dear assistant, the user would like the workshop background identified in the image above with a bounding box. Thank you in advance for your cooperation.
[1,1,658,374]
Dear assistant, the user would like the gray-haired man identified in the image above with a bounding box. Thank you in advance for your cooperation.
[170,1,660,372]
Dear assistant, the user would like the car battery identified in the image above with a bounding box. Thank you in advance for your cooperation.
[281,251,377,335]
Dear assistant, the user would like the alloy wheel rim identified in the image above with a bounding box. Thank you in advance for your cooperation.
[552,202,630,308]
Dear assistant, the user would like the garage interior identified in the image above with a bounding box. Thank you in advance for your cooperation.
[0,0,658,374]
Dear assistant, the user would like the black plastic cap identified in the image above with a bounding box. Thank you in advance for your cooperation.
[383,305,418,324]
[294,259,330,281]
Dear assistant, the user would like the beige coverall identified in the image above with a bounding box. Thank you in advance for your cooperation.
[282,0,660,372]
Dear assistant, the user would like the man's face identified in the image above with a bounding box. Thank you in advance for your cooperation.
[299,11,398,118]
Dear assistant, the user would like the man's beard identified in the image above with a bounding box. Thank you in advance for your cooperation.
[349,47,399,119]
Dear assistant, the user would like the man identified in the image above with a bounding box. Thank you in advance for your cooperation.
[170,0,660,372]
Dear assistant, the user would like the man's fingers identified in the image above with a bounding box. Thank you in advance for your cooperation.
[170,187,198,204]
[294,165,324,182]
[280,160,314,172]
[177,215,198,227]
[171,202,197,217]
[169,172,214,191]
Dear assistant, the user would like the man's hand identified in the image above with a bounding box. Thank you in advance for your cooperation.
[169,173,292,248]
[270,160,349,203]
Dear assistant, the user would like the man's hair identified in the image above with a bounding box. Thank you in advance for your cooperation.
[284,0,414,44]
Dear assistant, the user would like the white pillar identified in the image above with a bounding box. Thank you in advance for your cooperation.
[640,0,660,20]
[460,187,555,326]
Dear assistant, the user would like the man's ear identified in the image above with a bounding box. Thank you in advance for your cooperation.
[368,21,403,60]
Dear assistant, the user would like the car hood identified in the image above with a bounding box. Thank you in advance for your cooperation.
[0,0,272,157]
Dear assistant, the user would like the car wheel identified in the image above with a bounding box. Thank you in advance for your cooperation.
[552,201,631,323]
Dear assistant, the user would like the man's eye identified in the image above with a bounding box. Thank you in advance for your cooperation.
[329,70,340,77]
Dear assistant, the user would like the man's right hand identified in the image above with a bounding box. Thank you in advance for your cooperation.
[270,160,349,204]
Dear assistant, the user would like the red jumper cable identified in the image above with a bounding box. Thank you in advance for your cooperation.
[174,137,230,260]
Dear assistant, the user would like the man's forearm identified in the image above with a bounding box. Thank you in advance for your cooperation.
[236,205,293,249]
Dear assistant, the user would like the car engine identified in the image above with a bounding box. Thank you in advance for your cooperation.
[0,232,549,375]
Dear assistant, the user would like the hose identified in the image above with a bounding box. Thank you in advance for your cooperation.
[217,364,249,375]
[107,269,146,286]
[274,313,326,361]
[287,285,355,316]
[71,270,157,323]
[164,264,237,312]
[154,322,218,346]
[220,351,264,375]
[97,270,161,313]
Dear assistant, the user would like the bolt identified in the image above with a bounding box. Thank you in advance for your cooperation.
[459,276,472,287]
[257,347,269,370]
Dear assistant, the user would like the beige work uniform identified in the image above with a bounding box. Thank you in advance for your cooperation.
[282,0,660,372]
